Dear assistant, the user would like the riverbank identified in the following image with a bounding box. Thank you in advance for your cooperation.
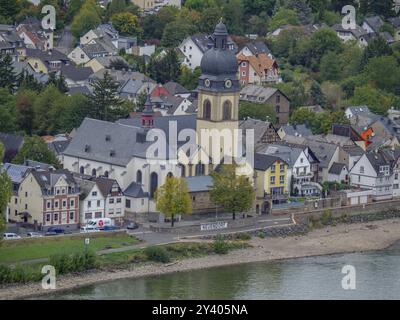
[2,218,400,300]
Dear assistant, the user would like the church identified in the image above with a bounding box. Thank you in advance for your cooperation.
[63,21,254,222]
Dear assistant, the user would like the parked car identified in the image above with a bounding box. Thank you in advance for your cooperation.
[80,226,100,233]
[103,225,119,231]
[27,232,43,238]
[3,233,21,240]
[46,227,65,234]
[126,222,139,230]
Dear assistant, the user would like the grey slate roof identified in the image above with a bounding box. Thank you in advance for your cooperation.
[254,153,285,171]
[164,81,190,96]
[68,85,92,95]
[61,65,93,82]
[305,138,338,168]
[190,34,238,53]
[259,144,302,168]
[63,118,152,166]
[343,144,365,157]
[243,41,271,55]
[185,176,213,193]
[81,42,109,57]
[364,16,384,32]
[332,23,367,38]
[329,162,347,175]
[0,132,24,163]
[32,169,77,194]
[2,163,32,184]
[48,140,71,156]
[280,124,312,137]
[23,160,55,171]
[366,150,393,176]
[388,17,400,28]
[124,181,147,198]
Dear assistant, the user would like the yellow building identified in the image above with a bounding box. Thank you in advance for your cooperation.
[131,0,155,10]
[254,154,289,214]
[196,21,240,168]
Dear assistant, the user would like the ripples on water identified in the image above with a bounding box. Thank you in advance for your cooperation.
[46,242,400,300]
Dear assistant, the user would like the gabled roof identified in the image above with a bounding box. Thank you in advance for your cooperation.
[388,17,400,28]
[237,53,277,77]
[81,42,109,57]
[26,48,69,62]
[254,153,286,171]
[61,65,93,82]
[365,150,393,176]
[93,177,120,197]
[363,16,384,32]
[343,144,365,157]
[329,162,347,175]
[48,140,70,155]
[124,181,147,198]
[2,163,32,184]
[332,23,368,38]
[188,34,238,53]
[164,81,190,96]
[0,132,24,163]
[260,144,303,168]
[280,124,312,138]
[305,138,338,168]
[243,41,270,55]
[31,169,76,194]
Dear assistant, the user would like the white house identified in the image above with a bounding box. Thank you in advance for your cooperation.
[349,151,394,201]
[328,162,349,183]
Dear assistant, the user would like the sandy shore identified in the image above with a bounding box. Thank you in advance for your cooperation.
[2,218,400,300]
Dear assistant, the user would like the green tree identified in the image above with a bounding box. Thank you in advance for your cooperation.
[87,71,127,121]
[46,72,68,93]
[269,8,300,30]
[155,176,192,227]
[0,169,12,234]
[16,90,36,135]
[0,88,17,133]
[58,93,91,132]
[310,81,327,107]
[210,164,254,220]
[111,12,142,36]
[351,85,396,115]
[239,101,277,123]
[0,55,16,93]
[308,28,343,68]
[363,56,400,94]
[148,50,182,84]
[71,0,102,38]
[142,5,179,40]
[13,136,60,167]
[320,51,341,81]
[179,66,201,91]
[289,0,312,25]
[361,36,393,66]
[223,0,245,35]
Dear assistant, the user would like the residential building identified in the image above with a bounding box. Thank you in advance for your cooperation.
[131,0,156,10]
[254,154,289,213]
[238,41,271,57]
[85,56,129,73]
[17,18,53,51]
[328,162,349,183]
[24,48,70,74]
[163,81,191,98]
[78,177,124,225]
[179,33,237,70]
[278,124,312,140]
[388,17,400,42]
[237,53,281,85]
[239,118,280,150]
[68,42,110,65]
[0,133,24,163]
[260,144,321,196]
[349,150,394,201]
[362,16,384,34]
[185,176,215,214]
[240,85,290,125]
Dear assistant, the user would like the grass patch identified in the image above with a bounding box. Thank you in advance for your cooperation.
[0,233,139,264]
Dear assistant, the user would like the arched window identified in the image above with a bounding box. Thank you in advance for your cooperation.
[91,169,96,177]
[223,100,232,120]
[80,166,85,175]
[104,171,109,178]
[167,172,173,178]
[150,172,158,198]
[136,170,142,184]
[195,163,205,176]
[203,100,211,120]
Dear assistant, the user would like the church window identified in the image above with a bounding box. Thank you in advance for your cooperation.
[223,101,232,120]
[136,170,142,184]
[203,100,211,119]
[150,172,158,198]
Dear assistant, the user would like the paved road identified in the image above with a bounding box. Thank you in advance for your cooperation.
[11,214,294,264]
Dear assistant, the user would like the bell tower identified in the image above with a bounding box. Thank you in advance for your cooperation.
[196,20,240,165]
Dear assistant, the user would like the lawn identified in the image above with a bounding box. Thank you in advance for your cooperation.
[0,232,139,264]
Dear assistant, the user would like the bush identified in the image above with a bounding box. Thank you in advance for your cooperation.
[0,265,42,284]
[213,236,230,255]
[235,233,251,241]
[144,246,171,263]
[50,251,97,275]
[321,209,332,225]
[257,231,265,239]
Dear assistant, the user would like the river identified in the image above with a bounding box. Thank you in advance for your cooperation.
[47,243,400,300]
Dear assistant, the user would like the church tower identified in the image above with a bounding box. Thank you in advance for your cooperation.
[196,21,240,166]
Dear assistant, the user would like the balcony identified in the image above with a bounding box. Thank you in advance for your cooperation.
[292,170,314,179]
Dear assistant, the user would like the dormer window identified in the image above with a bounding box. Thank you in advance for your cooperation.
[84,144,90,152]
[110,149,115,157]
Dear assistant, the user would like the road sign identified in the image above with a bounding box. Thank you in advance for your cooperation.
[85,238,90,245]
[200,221,228,232]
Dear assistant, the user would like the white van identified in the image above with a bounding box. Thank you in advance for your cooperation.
[3,233,22,240]
[86,218,112,230]
[80,226,100,233]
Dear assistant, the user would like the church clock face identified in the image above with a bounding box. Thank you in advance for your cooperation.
[204,79,211,88]
[225,79,232,88]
